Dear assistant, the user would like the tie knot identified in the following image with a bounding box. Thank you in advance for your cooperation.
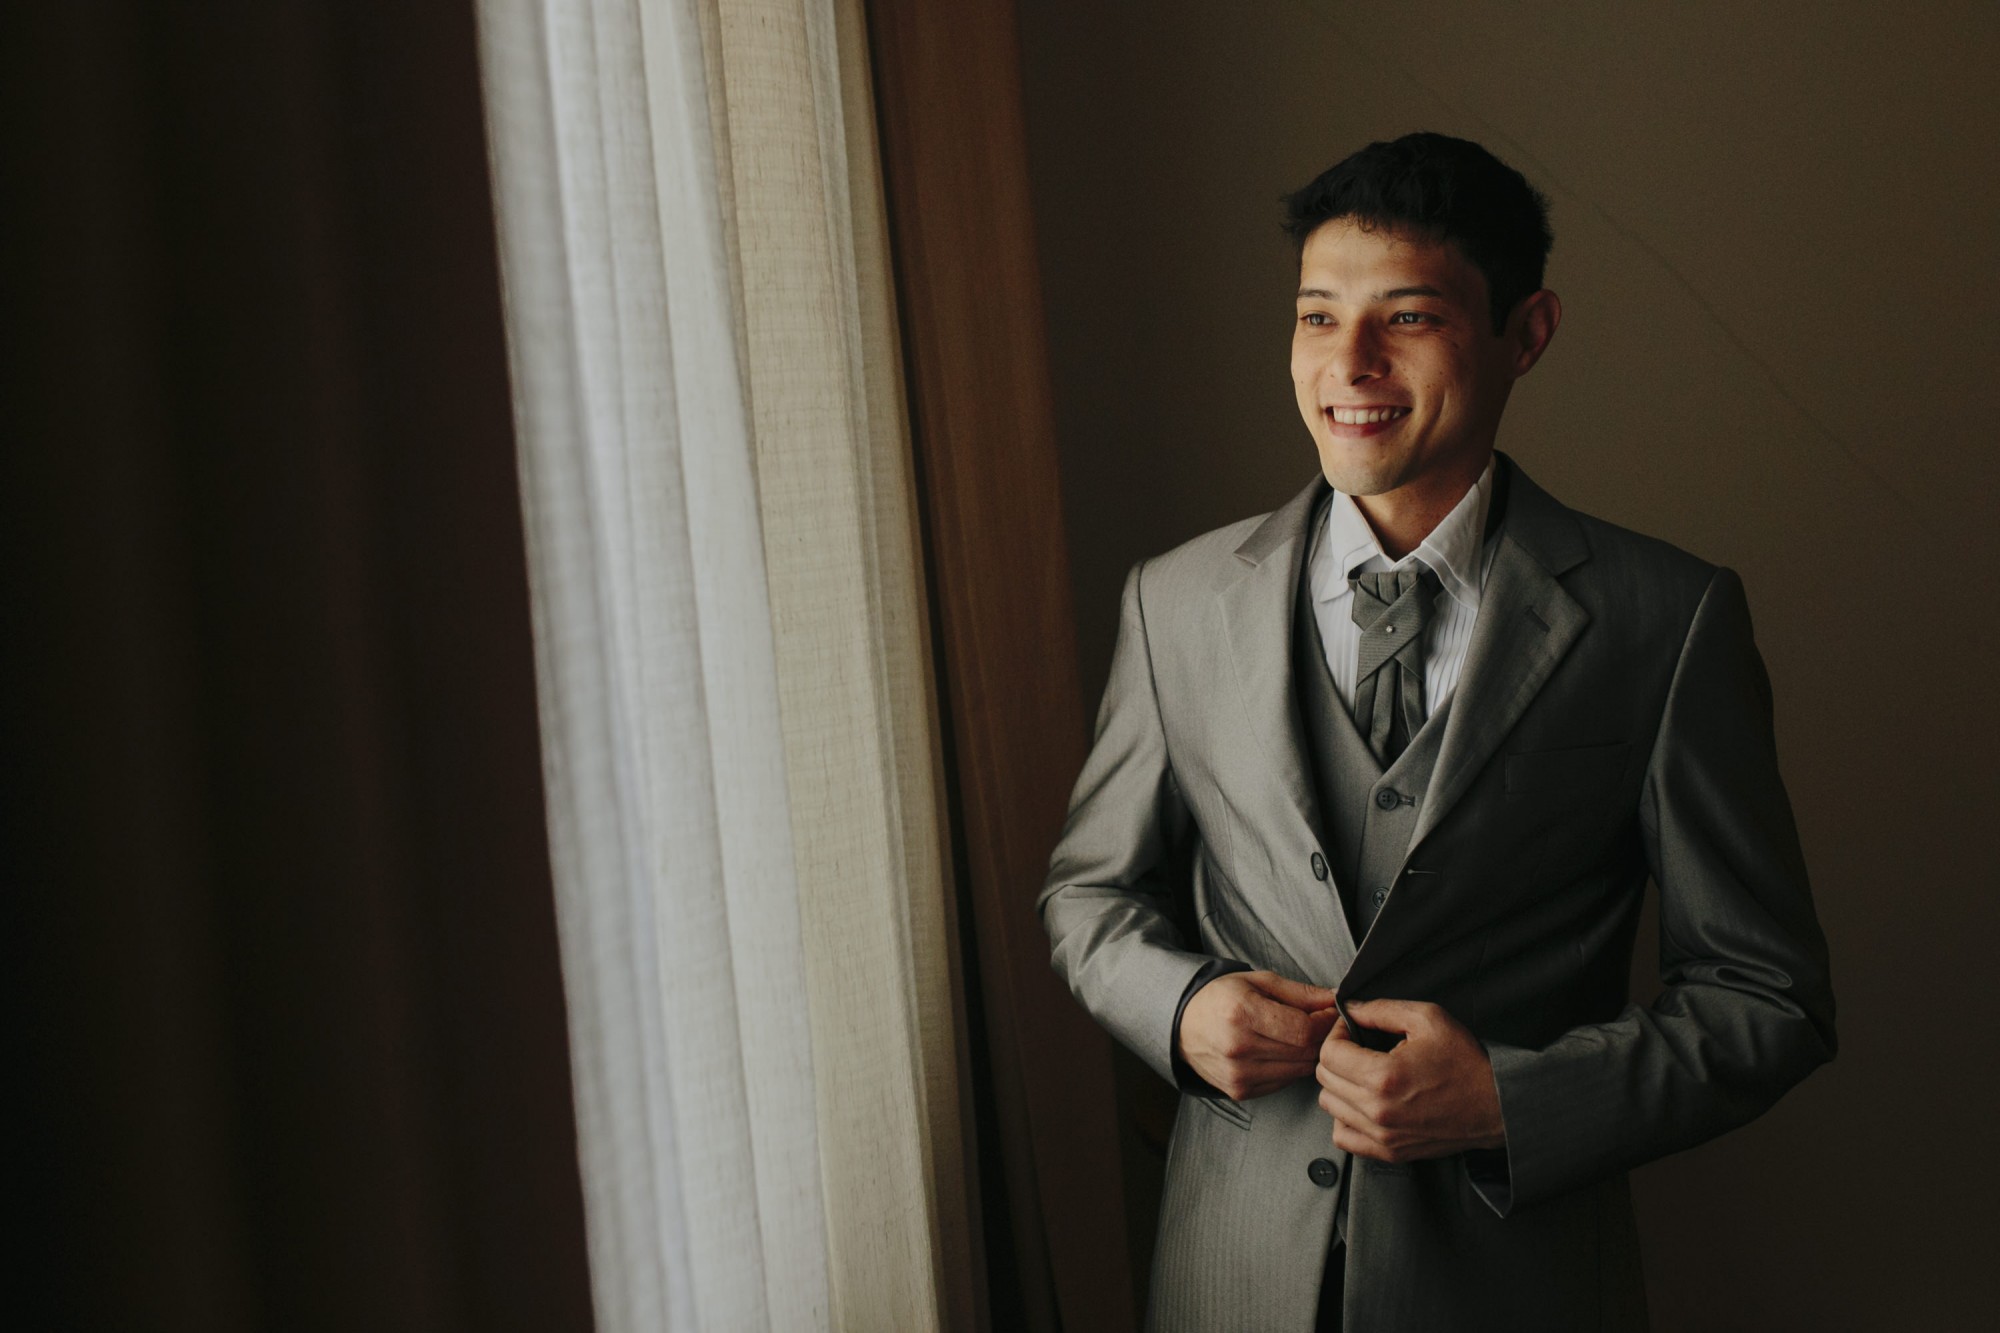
[1349,565,1438,635]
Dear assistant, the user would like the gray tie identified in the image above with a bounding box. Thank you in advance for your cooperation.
[1349,566,1439,766]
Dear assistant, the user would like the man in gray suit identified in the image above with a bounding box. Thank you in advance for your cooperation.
[1038,133,1835,1331]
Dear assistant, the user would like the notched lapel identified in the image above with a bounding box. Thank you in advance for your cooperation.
[1215,475,1327,846]
[1409,461,1592,851]
[1213,474,1360,975]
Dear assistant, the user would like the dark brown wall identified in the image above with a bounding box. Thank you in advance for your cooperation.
[1,5,593,1329]
[1015,1,1999,1326]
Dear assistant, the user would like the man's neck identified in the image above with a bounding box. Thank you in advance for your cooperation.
[1351,454,1493,560]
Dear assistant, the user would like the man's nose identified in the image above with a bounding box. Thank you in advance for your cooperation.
[1328,322,1388,384]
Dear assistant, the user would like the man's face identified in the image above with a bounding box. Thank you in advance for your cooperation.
[1290,219,1535,508]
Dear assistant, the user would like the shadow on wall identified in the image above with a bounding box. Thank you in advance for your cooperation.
[1015,1,1999,1327]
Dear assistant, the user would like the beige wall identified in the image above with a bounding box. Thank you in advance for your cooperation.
[1017,1,1999,1326]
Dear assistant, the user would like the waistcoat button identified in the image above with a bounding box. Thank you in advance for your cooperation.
[1375,788,1400,810]
[1308,1158,1341,1188]
[1310,852,1328,881]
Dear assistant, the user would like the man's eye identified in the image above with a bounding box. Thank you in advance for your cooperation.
[1390,311,1434,325]
[1301,312,1332,327]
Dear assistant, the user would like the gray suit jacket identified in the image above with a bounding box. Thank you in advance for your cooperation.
[1039,455,1835,1331]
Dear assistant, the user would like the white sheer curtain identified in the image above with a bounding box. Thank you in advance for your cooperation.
[475,1,972,1329]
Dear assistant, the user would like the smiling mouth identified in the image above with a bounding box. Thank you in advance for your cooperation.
[1325,406,1411,425]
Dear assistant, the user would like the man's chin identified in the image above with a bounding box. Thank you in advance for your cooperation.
[1316,450,1408,499]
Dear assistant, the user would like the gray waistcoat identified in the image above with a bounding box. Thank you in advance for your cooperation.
[1291,491,1454,945]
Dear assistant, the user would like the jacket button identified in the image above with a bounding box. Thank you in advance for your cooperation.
[1308,1158,1341,1188]
[1375,788,1400,810]
[1310,852,1328,881]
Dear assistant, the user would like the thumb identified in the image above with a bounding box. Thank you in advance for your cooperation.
[1249,972,1340,1010]
[1340,997,1438,1036]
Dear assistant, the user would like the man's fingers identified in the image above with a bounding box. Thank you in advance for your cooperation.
[1246,971,1340,1012]
[1227,1027,1320,1061]
[1320,1083,1401,1159]
[1340,997,1440,1037]
[1317,1082,1380,1132]
[1213,1057,1317,1101]
[1201,1004,1321,1061]
[1242,990,1321,1048]
[1241,1057,1318,1087]
[1320,1024,1388,1079]
[1330,1118,1395,1162]
[1315,1061,1383,1117]
[1226,1056,1318,1078]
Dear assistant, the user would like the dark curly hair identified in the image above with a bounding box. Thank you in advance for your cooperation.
[1281,132,1553,334]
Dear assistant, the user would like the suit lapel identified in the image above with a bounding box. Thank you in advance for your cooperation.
[1214,473,1361,970]
[1408,456,1592,851]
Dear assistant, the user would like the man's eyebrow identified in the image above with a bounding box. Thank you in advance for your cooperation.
[1295,284,1449,301]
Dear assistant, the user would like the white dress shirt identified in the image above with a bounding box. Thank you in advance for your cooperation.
[1308,457,1498,721]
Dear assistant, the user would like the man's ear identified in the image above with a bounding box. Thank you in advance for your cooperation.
[1507,289,1562,378]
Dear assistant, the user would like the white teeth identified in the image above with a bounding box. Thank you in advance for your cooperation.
[1328,406,1410,425]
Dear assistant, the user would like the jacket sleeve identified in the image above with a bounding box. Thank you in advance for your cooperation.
[1039,559,1228,1086]
[1477,566,1836,1213]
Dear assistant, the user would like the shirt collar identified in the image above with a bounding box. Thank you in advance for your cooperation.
[1312,456,1495,614]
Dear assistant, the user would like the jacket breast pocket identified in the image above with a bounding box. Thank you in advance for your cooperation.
[1503,741,1630,797]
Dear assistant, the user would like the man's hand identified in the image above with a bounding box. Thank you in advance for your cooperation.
[1177,970,1340,1101]
[1315,998,1507,1161]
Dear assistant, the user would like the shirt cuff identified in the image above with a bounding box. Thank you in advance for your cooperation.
[1169,958,1253,1097]
[1463,1039,1514,1215]
[1463,1147,1513,1215]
